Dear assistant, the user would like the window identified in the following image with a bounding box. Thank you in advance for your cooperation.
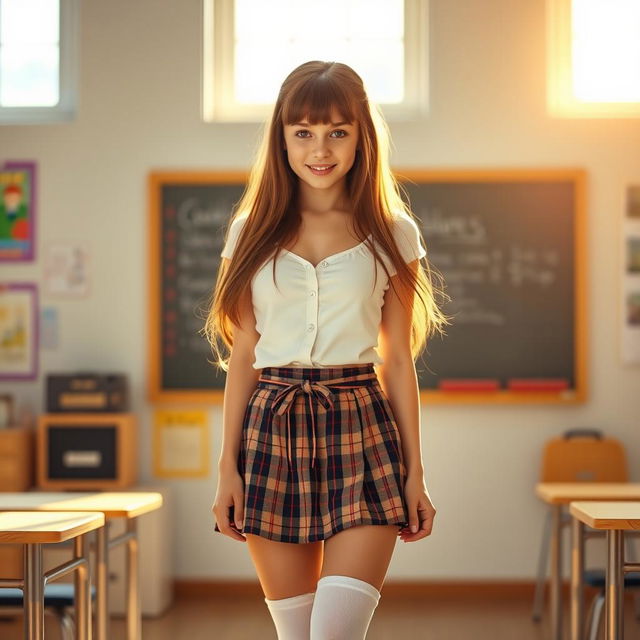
[547,0,640,118]
[202,0,429,122]
[0,0,78,124]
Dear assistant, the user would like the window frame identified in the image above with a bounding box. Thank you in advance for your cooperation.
[202,0,430,122]
[0,0,79,125]
[547,0,640,118]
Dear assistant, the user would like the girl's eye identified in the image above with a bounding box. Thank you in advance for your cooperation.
[294,130,348,139]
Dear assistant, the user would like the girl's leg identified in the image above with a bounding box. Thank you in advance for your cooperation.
[245,533,323,598]
[320,523,398,589]
[310,524,399,639]
[245,533,323,640]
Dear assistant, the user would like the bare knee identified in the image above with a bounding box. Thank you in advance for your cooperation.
[245,533,323,599]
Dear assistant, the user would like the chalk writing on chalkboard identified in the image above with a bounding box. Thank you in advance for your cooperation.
[148,172,247,402]
[148,169,586,405]
[398,170,586,404]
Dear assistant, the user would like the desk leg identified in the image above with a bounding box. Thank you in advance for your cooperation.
[74,533,91,640]
[570,518,585,640]
[96,523,109,640]
[24,543,44,640]
[126,518,141,640]
[550,504,564,640]
[605,530,624,640]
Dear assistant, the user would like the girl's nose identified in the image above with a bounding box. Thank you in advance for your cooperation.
[312,140,330,157]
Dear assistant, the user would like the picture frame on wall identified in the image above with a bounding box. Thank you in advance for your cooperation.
[621,185,640,364]
[0,161,37,262]
[0,282,39,380]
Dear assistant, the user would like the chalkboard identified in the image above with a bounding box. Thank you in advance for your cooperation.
[399,169,586,404]
[148,169,586,405]
[148,171,247,402]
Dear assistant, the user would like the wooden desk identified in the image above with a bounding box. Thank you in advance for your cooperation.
[535,483,640,640]
[0,511,104,640]
[570,502,640,640]
[0,491,163,640]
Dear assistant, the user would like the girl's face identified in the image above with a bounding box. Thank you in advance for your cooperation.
[282,107,359,193]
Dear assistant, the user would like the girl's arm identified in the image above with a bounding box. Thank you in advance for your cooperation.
[374,259,425,478]
[218,260,261,472]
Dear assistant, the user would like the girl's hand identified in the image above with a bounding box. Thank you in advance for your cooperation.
[212,468,246,542]
[398,473,436,543]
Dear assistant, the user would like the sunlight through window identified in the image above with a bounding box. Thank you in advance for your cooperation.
[547,0,640,117]
[233,0,404,105]
[0,0,60,107]
[203,0,428,122]
[571,0,640,102]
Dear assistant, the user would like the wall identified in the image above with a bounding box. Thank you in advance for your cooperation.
[1,0,639,580]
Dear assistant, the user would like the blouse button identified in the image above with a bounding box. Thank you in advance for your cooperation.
[307,323,315,332]
[321,261,328,267]
[309,291,316,297]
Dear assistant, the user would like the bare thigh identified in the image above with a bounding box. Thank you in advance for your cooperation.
[245,533,324,599]
[320,524,399,591]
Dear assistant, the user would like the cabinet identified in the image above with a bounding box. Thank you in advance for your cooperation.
[0,428,34,491]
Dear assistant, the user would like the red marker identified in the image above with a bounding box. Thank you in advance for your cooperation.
[439,379,501,392]
[507,378,570,391]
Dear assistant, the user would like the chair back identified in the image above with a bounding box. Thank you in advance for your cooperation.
[540,428,628,482]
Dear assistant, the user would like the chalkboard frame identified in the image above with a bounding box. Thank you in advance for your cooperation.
[148,168,587,406]
[396,168,588,405]
[148,170,247,404]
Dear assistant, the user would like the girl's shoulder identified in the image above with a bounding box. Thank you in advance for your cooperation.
[389,208,420,231]
[228,212,250,232]
[387,209,426,263]
[221,213,250,259]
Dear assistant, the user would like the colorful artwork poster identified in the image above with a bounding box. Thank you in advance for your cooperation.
[0,161,36,261]
[0,283,38,380]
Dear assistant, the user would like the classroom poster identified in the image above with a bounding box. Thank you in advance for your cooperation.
[0,283,38,380]
[153,409,209,477]
[621,185,640,364]
[44,244,90,297]
[0,161,36,261]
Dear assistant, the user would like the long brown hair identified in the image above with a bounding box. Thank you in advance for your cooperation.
[202,61,449,371]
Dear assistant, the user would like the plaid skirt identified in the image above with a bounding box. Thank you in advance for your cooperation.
[215,363,409,543]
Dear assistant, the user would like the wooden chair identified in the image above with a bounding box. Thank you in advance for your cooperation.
[532,428,639,625]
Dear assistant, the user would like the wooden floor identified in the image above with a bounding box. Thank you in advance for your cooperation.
[1,592,639,639]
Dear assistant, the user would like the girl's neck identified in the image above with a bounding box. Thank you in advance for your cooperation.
[296,180,351,216]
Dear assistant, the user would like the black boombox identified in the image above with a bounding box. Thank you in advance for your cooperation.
[47,373,129,413]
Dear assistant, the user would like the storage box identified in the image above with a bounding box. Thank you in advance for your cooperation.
[37,413,137,490]
[46,373,129,412]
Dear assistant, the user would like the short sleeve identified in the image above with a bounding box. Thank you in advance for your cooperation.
[388,213,427,274]
[220,215,248,259]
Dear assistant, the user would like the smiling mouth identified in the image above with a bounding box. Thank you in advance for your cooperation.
[306,164,337,175]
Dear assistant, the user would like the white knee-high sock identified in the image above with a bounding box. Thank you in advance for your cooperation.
[264,591,315,640]
[310,575,381,640]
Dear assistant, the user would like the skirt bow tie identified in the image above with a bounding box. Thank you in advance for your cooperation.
[267,379,335,470]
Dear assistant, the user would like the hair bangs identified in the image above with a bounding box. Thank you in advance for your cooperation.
[282,74,357,126]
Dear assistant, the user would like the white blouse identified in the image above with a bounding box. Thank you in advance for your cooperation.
[220,211,427,369]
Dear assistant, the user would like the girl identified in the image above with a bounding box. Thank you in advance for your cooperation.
[203,60,448,640]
